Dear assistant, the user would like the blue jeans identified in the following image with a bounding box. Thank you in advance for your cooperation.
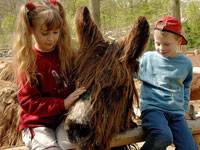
[140,109,198,150]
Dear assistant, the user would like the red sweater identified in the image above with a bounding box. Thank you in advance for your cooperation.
[17,46,74,130]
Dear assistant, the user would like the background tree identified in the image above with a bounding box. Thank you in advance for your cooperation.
[89,0,100,27]
[0,0,28,49]
[182,0,200,49]
[172,0,181,20]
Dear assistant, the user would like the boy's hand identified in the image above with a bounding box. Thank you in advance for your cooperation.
[64,87,86,110]
[185,112,189,120]
[188,104,196,120]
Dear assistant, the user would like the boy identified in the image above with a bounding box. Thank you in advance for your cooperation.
[138,16,198,150]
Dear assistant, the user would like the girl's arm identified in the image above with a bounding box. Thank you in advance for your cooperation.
[17,73,81,117]
[18,82,67,117]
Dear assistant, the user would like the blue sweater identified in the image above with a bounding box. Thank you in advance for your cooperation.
[138,51,193,115]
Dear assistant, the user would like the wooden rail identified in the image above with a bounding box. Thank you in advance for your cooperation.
[111,118,200,148]
[2,119,200,150]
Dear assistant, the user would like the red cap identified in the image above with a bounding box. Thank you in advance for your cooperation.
[154,16,187,45]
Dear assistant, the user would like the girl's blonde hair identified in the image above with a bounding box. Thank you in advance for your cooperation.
[13,0,74,86]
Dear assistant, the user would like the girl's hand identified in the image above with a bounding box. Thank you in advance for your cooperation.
[64,87,86,110]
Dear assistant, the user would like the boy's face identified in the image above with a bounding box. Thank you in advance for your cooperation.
[154,30,181,57]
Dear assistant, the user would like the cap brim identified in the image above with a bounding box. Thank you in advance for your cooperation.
[181,36,187,45]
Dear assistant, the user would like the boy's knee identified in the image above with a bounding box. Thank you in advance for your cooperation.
[153,131,173,148]
[141,131,173,150]
[157,134,172,146]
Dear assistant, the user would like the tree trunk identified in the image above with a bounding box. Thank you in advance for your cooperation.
[172,0,180,20]
[88,0,101,28]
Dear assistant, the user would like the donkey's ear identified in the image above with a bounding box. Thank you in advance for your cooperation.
[119,16,150,63]
[74,7,105,49]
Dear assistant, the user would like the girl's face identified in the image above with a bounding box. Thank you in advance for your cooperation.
[31,20,60,52]
[154,31,181,58]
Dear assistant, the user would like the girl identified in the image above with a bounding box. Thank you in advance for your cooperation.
[12,0,85,149]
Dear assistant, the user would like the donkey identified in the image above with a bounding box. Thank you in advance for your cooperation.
[64,7,150,150]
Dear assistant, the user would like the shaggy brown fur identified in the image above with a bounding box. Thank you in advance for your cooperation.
[65,7,150,150]
[190,73,200,100]
[0,58,22,148]
[0,80,23,148]
[0,58,15,82]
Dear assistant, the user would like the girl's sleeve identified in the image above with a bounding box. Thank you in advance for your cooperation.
[17,74,66,117]
[183,66,193,112]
